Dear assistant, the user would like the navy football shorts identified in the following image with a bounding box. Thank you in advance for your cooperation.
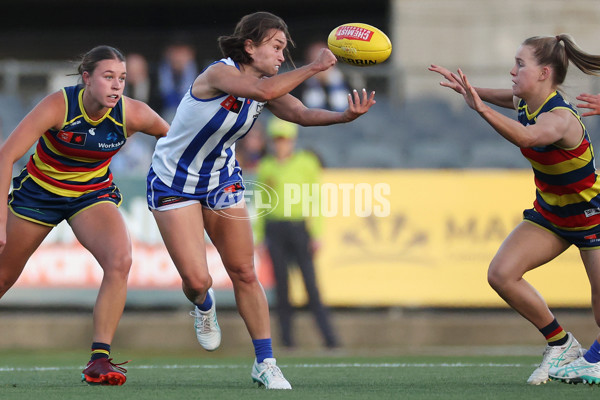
[8,168,122,227]
[523,208,600,249]
[146,167,245,211]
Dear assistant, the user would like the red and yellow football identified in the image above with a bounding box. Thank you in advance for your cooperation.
[327,23,392,67]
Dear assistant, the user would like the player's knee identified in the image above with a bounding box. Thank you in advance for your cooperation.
[182,273,212,295]
[227,262,258,285]
[487,262,508,292]
[101,250,132,279]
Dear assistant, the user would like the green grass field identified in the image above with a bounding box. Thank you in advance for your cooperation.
[1,350,600,400]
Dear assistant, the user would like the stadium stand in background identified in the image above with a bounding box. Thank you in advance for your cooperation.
[0,60,557,171]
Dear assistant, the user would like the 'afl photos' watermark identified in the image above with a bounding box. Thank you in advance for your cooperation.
[207,180,391,220]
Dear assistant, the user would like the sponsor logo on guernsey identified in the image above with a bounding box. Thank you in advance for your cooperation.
[58,131,86,146]
[335,26,374,41]
[98,140,125,150]
[221,95,243,114]
[89,127,96,135]
[96,132,123,150]
[585,208,600,217]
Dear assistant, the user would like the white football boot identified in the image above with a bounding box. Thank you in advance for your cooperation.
[527,333,584,385]
[251,358,292,389]
[189,288,221,351]
[549,356,600,385]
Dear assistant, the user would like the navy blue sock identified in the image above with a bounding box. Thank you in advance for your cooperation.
[90,342,110,361]
[584,340,600,363]
[195,291,213,312]
[252,338,273,363]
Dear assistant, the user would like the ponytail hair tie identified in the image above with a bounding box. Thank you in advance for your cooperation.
[556,35,562,43]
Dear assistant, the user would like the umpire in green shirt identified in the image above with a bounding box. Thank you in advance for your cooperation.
[255,117,338,349]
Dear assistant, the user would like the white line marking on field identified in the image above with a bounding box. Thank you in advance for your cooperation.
[0,362,533,373]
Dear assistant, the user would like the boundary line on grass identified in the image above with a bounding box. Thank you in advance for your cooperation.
[0,362,534,373]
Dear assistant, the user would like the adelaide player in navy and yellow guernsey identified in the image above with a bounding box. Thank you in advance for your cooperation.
[0,45,169,385]
[430,34,600,386]
[17,82,127,210]
[518,91,600,242]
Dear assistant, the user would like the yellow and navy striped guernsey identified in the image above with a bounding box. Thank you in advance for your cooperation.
[26,84,127,197]
[518,91,600,229]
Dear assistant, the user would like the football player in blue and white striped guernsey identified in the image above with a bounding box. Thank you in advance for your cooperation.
[146,11,376,389]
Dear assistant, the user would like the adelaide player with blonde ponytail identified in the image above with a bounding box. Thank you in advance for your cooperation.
[430,34,600,385]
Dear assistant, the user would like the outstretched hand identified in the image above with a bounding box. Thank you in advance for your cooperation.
[428,64,466,95]
[429,64,486,113]
[343,88,376,121]
[576,93,600,117]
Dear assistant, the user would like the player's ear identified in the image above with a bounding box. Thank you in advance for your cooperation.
[540,66,551,81]
[244,39,255,56]
[82,71,91,86]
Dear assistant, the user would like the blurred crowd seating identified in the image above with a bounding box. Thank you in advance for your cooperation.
[3,60,599,172]
[294,96,533,169]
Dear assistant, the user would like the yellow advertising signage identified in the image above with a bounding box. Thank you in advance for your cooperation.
[289,170,590,307]
[12,169,590,309]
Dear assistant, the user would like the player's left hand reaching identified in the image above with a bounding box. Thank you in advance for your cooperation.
[454,68,487,113]
[430,64,486,113]
[429,64,466,95]
[343,88,376,121]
